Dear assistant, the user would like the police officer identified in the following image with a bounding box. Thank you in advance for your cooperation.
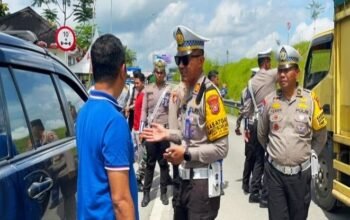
[241,48,276,207]
[140,59,172,207]
[258,45,327,220]
[235,67,259,194]
[142,25,229,220]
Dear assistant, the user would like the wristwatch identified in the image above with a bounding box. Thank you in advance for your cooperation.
[184,148,192,161]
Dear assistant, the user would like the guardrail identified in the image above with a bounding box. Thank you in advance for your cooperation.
[223,99,241,109]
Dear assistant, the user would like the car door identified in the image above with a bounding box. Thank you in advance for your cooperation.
[0,65,85,220]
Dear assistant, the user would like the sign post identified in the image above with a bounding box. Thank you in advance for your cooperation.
[56,26,76,65]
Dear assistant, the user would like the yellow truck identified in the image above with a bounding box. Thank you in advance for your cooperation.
[304,0,350,211]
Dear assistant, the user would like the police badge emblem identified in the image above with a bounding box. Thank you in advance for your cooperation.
[207,94,220,114]
[279,47,287,61]
[176,28,184,46]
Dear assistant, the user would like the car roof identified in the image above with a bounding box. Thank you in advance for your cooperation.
[0,32,46,54]
[0,32,86,92]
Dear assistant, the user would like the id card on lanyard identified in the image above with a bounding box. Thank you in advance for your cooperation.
[184,107,192,139]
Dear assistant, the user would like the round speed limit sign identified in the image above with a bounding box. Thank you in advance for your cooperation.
[55,26,76,51]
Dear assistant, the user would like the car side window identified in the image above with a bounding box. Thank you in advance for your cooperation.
[13,69,68,149]
[0,67,29,154]
[59,79,84,124]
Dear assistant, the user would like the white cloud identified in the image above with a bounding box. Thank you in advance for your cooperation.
[12,126,29,140]
[245,32,281,58]
[290,18,334,44]
[3,0,335,70]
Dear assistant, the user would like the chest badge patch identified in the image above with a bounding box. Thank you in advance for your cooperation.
[273,123,279,131]
[298,102,308,109]
[207,94,220,114]
[272,102,281,109]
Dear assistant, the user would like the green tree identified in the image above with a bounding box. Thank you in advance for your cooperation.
[0,2,10,17]
[32,0,93,26]
[124,46,137,67]
[75,24,94,52]
[42,8,58,27]
[73,0,93,24]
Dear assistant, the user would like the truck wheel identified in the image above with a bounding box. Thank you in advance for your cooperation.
[313,138,337,211]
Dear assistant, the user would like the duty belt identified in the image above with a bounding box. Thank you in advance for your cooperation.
[179,165,208,180]
[268,155,310,175]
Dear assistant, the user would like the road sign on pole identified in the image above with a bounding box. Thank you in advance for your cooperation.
[55,26,76,51]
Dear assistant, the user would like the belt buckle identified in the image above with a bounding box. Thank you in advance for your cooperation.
[284,166,293,175]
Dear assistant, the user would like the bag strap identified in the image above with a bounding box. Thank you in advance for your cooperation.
[248,80,259,115]
[148,85,170,123]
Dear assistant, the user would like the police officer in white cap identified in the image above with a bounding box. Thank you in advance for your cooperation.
[241,48,276,207]
[258,45,327,220]
[141,25,229,220]
[140,58,172,207]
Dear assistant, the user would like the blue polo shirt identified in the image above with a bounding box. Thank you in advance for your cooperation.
[76,90,138,220]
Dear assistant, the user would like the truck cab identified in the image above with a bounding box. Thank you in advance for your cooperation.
[304,0,350,211]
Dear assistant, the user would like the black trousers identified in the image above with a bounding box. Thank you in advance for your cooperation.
[265,162,311,220]
[243,123,265,194]
[242,131,255,189]
[143,140,170,193]
[174,178,220,220]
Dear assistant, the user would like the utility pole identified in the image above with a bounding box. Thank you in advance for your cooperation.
[226,50,229,64]
[110,0,112,33]
[287,21,291,44]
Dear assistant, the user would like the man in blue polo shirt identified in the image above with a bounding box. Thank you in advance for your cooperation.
[76,34,138,220]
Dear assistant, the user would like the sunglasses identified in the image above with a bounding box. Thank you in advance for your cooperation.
[154,71,165,75]
[174,54,202,66]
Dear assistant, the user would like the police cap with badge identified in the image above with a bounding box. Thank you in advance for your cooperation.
[276,45,301,70]
[154,58,167,73]
[173,25,209,66]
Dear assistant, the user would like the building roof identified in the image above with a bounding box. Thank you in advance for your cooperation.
[0,7,56,44]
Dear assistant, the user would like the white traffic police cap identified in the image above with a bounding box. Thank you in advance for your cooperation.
[173,25,210,56]
[277,45,301,69]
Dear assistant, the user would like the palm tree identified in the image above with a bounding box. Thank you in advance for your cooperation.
[31,0,93,26]
[42,8,58,27]
[73,0,93,24]
[124,46,137,67]
[306,0,325,34]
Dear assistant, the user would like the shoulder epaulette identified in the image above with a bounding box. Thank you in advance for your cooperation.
[302,88,311,93]
[195,77,207,105]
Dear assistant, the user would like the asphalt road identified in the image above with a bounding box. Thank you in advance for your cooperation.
[137,115,350,220]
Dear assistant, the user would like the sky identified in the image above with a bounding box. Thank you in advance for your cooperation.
[4,0,334,72]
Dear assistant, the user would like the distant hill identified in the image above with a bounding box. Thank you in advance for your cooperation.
[203,41,310,101]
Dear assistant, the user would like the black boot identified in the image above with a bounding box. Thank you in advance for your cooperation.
[160,193,169,205]
[249,193,260,203]
[141,192,150,207]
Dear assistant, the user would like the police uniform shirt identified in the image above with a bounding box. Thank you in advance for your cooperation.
[241,68,278,118]
[258,87,327,166]
[140,83,171,126]
[180,74,229,169]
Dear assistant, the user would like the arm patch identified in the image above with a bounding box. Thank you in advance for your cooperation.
[205,88,229,141]
[311,92,327,130]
